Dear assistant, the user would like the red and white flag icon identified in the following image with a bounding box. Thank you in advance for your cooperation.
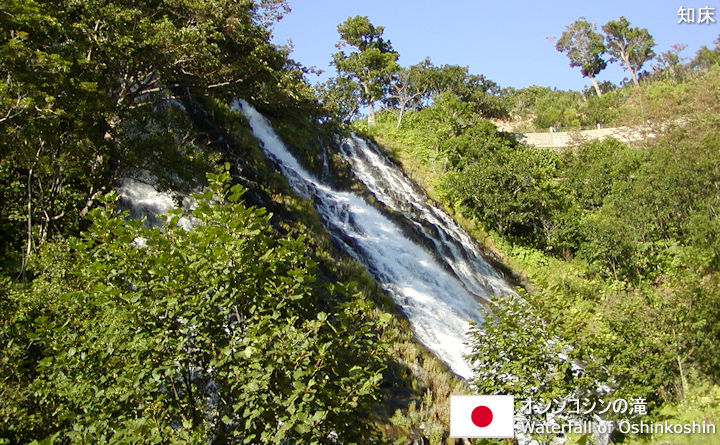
[450,395,515,438]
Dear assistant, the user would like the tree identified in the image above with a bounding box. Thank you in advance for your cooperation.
[556,18,607,96]
[602,17,656,87]
[437,139,569,247]
[652,43,688,83]
[427,64,508,119]
[691,35,720,70]
[0,0,306,277]
[467,294,585,403]
[331,16,399,126]
[385,58,434,128]
[316,76,362,123]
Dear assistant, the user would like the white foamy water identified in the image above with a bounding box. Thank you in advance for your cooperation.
[338,136,513,299]
[117,177,196,230]
[235,100,514,378]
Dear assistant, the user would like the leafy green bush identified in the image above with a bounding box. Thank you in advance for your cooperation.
[532,89,585,129]
[0,173,389,444]
[438,144,568,249]
[467,293,580,400]
[370,65,720,434]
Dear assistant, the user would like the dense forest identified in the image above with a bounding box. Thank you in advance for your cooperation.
[2,1,719,444]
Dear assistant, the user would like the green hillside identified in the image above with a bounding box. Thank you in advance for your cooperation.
[0,2,462,442]
[362,47,720,445]
[2,2,720,444]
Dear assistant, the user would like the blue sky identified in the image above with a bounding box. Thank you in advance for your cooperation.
[270,0,720,91]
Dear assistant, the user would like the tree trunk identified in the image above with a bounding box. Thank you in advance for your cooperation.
[629,68,639,87]
[19,145,43,281]
[362,82,376,126]
[623,54,640,87]
[677,351,688,397]
[673,328,693,398]
[396,100,408,129]
[184,366,199,427]
[80,188,103,217]
[589,75,602,97]
[19,167,33,281]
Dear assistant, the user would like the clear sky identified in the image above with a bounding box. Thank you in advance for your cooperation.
[270,0,720,91]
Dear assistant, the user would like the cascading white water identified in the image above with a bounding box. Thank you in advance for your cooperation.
[118,178,177,222]
[117,177,196,230]
[236,100,514,378]
[338,137,513,299]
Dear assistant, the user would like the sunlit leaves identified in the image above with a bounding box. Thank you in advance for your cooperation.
[0,174,388,443]
[331,16,399,124]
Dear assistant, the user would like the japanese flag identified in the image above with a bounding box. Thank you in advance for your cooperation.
[450,395,515,438]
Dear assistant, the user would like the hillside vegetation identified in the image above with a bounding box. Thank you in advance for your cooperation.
[363,50,720,444]
[0,1,465,443]
[3,2,720,444]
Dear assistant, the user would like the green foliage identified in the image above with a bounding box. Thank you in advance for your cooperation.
[467,293,580,401]
[438,143,568,248]
[316,76,362,124]
[619,384,720,445]
[331,16,399,124]
[651,44,691,84]
[0,173,389,443]
[368,92,514,167]
[602,16,656,86]
[531,89,585,129]
[561,132,719,281]
[325,35,508,127]
[385,58,436,128]
[504,86,626,130]
[580,87,624,124]
[556,18,607,95]
[692,38,720,70]
[369,64,720,441]
[0,0,316,275]
[424,64,508,120]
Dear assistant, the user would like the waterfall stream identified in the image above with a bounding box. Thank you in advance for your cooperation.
[236,100,515,378]
[338,136,512,299]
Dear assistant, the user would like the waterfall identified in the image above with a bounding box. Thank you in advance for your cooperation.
[338,136,513,299]
[117,177,196,230]
[235,100,515,378]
